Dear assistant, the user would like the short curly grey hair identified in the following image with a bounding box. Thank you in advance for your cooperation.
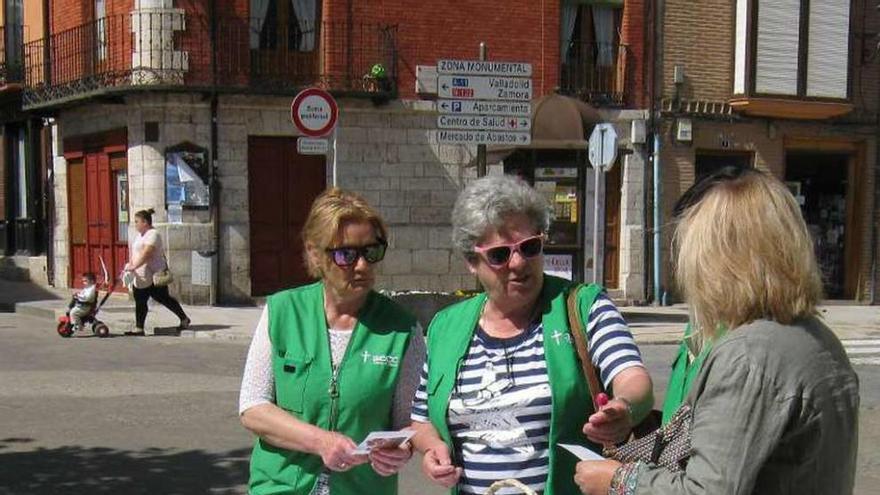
[451,174,552,258]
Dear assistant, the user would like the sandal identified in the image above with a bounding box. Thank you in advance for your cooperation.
[124,330,146,336]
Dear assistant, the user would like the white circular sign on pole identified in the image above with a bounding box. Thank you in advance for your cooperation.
[291,88,339,137]
[588,123,618,171]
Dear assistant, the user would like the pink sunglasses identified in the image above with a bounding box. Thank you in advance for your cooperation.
[472,235,544,267]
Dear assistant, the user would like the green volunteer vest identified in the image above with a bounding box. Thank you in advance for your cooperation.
[424,275,603,495]
[249,281,417,495]
[661,324,724,424]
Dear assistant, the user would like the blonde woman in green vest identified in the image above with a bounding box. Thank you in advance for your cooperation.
[410,175,655,495]
[239,188,425,495]
[575,168,859,494]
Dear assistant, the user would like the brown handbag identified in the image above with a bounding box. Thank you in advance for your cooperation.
[566,285,692,471]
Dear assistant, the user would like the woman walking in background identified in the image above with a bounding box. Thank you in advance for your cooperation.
[123,208,190,336]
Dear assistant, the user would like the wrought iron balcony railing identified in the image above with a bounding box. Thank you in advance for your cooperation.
[21,14,398,109]
[559,41,627,107]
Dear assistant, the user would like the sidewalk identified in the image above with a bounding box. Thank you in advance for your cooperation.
[2,279,878,344]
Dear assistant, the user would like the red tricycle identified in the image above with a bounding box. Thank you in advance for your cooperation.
[57,257,118,338]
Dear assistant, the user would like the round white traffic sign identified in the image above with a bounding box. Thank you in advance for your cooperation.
[291,88,339,137]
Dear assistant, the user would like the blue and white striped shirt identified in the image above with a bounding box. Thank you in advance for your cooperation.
[411,295,642,495]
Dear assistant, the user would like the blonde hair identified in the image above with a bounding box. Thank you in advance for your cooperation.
[301,187,388,278]
[673,169,822,346]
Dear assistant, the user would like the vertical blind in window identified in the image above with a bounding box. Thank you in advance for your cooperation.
[755,0,800,95]
[807,0,850,98]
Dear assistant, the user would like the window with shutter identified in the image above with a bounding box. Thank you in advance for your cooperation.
[730,0,853,119]
[807,0,850,98]
[754,0,801,95]
[734,0,749,94]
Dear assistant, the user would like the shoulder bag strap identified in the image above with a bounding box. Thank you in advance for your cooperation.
[566,284,605,412]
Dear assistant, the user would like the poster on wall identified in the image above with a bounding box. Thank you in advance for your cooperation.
[165,144,210,208]
[544,254,573,280]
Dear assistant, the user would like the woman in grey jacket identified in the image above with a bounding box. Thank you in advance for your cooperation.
[575,167,860,495]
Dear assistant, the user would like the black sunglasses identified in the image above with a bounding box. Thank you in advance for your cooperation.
[325,239,387,267]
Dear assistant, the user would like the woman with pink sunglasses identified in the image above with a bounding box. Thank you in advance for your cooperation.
[410,174,654,495]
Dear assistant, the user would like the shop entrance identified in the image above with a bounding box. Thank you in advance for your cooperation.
[784,152,850,298]
[504,149,621,287]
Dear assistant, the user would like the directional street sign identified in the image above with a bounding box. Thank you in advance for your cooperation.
[437,129,531,145]
[437,59,532,77]
[438,114,531,131]
[438,100,531,117]
[437,75,532,101]
[435,58,533,147]
[588,123,618,171]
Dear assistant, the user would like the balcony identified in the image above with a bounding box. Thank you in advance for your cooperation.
[21,14,398,110]
[558,41,627,107]
[0,25,25,85]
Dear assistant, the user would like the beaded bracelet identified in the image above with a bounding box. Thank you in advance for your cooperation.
[608,462,640,495]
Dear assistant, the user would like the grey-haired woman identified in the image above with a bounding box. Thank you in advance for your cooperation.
[409,174,654,495]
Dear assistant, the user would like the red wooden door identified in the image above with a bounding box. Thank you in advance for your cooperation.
[70,148,127,290]
[248,136,326,296]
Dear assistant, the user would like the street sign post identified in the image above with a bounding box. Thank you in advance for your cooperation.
[291,87,339,184]
[436,55,534,154]
[588,123,618,172]
[587,123,619,284]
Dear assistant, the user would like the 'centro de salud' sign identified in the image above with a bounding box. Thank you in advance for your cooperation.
[291,88,339,137]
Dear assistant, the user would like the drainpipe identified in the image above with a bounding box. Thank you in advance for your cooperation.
[209,0,221,305]
[43,122,54,286]
[653,134,662,306]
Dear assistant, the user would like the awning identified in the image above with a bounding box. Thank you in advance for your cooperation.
[487,93,601,162]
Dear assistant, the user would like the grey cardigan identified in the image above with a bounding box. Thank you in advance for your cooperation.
[633,317,859,494]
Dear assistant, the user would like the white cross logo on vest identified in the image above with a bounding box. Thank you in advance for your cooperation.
[361,350,400,367]
[551,330,572,345]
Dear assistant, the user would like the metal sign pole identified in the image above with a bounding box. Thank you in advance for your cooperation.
[476,42,488,177]
[331,127,338,187]
[592,127,605,284]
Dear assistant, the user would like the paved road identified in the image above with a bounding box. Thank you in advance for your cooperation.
[0,313,876,494]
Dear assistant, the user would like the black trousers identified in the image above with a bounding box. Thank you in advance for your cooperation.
[133,284,188,329]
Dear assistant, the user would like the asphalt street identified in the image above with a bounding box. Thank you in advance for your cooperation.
[0,312,877,494]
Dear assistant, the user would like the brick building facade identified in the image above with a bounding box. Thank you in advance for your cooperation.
[653,0,880,302]
[22,0,649,304]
